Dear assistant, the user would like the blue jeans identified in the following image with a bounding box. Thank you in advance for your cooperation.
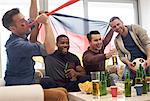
[64,75,91,92]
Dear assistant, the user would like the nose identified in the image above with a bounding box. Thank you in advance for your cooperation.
[115,25,120,30]
[64,44,69,47]
[98,39,102,43]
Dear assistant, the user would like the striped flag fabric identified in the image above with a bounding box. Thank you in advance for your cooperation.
[38,13,110,57]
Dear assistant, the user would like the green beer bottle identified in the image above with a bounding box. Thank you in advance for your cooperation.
[125,71,131,97]
[142,71,148,94]
[100,72,107,96]
[135,69,142,84]
[106,71,111,87]
[139,64,144,78]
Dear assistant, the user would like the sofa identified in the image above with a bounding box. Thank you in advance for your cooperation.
[0,81,44,101]
[0,78,68,101]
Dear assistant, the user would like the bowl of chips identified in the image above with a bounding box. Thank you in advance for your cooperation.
[78,81,92,93]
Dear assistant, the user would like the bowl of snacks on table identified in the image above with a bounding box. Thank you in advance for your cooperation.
[78,81,92,94]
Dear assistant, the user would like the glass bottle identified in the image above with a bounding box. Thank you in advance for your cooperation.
[100,72,107,96]
[139,64,144,78]
[142,71,148,94]
[106,71,111,87]
[135,69,142,84]
[112,55,118,65]
[125,71,131,97]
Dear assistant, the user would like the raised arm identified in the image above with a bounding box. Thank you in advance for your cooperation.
[30,0,38,19]
[103,29,114,47]
[43,19,55,54]
[29,0,39,43]
[36,14,55,54]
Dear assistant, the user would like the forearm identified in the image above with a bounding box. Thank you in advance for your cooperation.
[30,0,38,19]
[44,21,55,54]
[30,24,39,43]
[75,72,85,77]
[103,29,114,46]
[146,48,150,59]
[29,0,39,42]
[35,13,55,54]
[122,59,130,65]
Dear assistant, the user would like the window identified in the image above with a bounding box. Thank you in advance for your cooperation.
[87,0,138,65]
[48,0,84,17]
[0,0,39,77]
[0,0,138,77]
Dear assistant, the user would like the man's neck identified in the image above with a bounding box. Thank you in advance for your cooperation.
[89,47,99,53]
[57,50,68,55]
[121,26,128,37]
[12,33,27,39]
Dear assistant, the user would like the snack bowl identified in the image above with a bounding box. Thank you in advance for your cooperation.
[78,81,92,94]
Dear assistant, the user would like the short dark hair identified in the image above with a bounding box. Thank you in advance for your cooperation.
[87,30,100,42]
[56,34,69,43]
[2,8,20,30]
[109,16,121,23]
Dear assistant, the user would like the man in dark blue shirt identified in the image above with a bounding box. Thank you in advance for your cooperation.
[2,0,55,86]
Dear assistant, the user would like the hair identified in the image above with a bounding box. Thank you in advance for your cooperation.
[109,16,121,23]
[2,8,20,30]
[56,34,69,43]
[87,30,100,42]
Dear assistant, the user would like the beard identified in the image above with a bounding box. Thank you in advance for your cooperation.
[58,47,69,54]
[62,48,68,54]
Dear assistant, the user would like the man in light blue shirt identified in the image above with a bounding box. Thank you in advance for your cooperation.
[2,0,55,86]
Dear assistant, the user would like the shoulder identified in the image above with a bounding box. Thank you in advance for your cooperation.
[46,50,57,57]
[129,24,145,32]
[5,36,26,48]
[68,52,79,59]
[83,48,92,55]
[114,33,121,41]
[131,24,142,29]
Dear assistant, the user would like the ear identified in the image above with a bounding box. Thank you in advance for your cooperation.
[9,26,16,33]
[56,43,58,47]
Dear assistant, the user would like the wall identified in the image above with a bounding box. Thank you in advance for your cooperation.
[138,0,150,35]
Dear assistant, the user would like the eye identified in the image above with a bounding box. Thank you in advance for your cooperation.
[112,26,116,29]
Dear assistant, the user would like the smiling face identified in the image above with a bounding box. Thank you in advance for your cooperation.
[89,34,103,51]
[109,19,125,34]
[56,36,70,54]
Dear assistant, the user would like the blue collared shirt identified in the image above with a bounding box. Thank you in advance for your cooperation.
[4,33,44,85]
